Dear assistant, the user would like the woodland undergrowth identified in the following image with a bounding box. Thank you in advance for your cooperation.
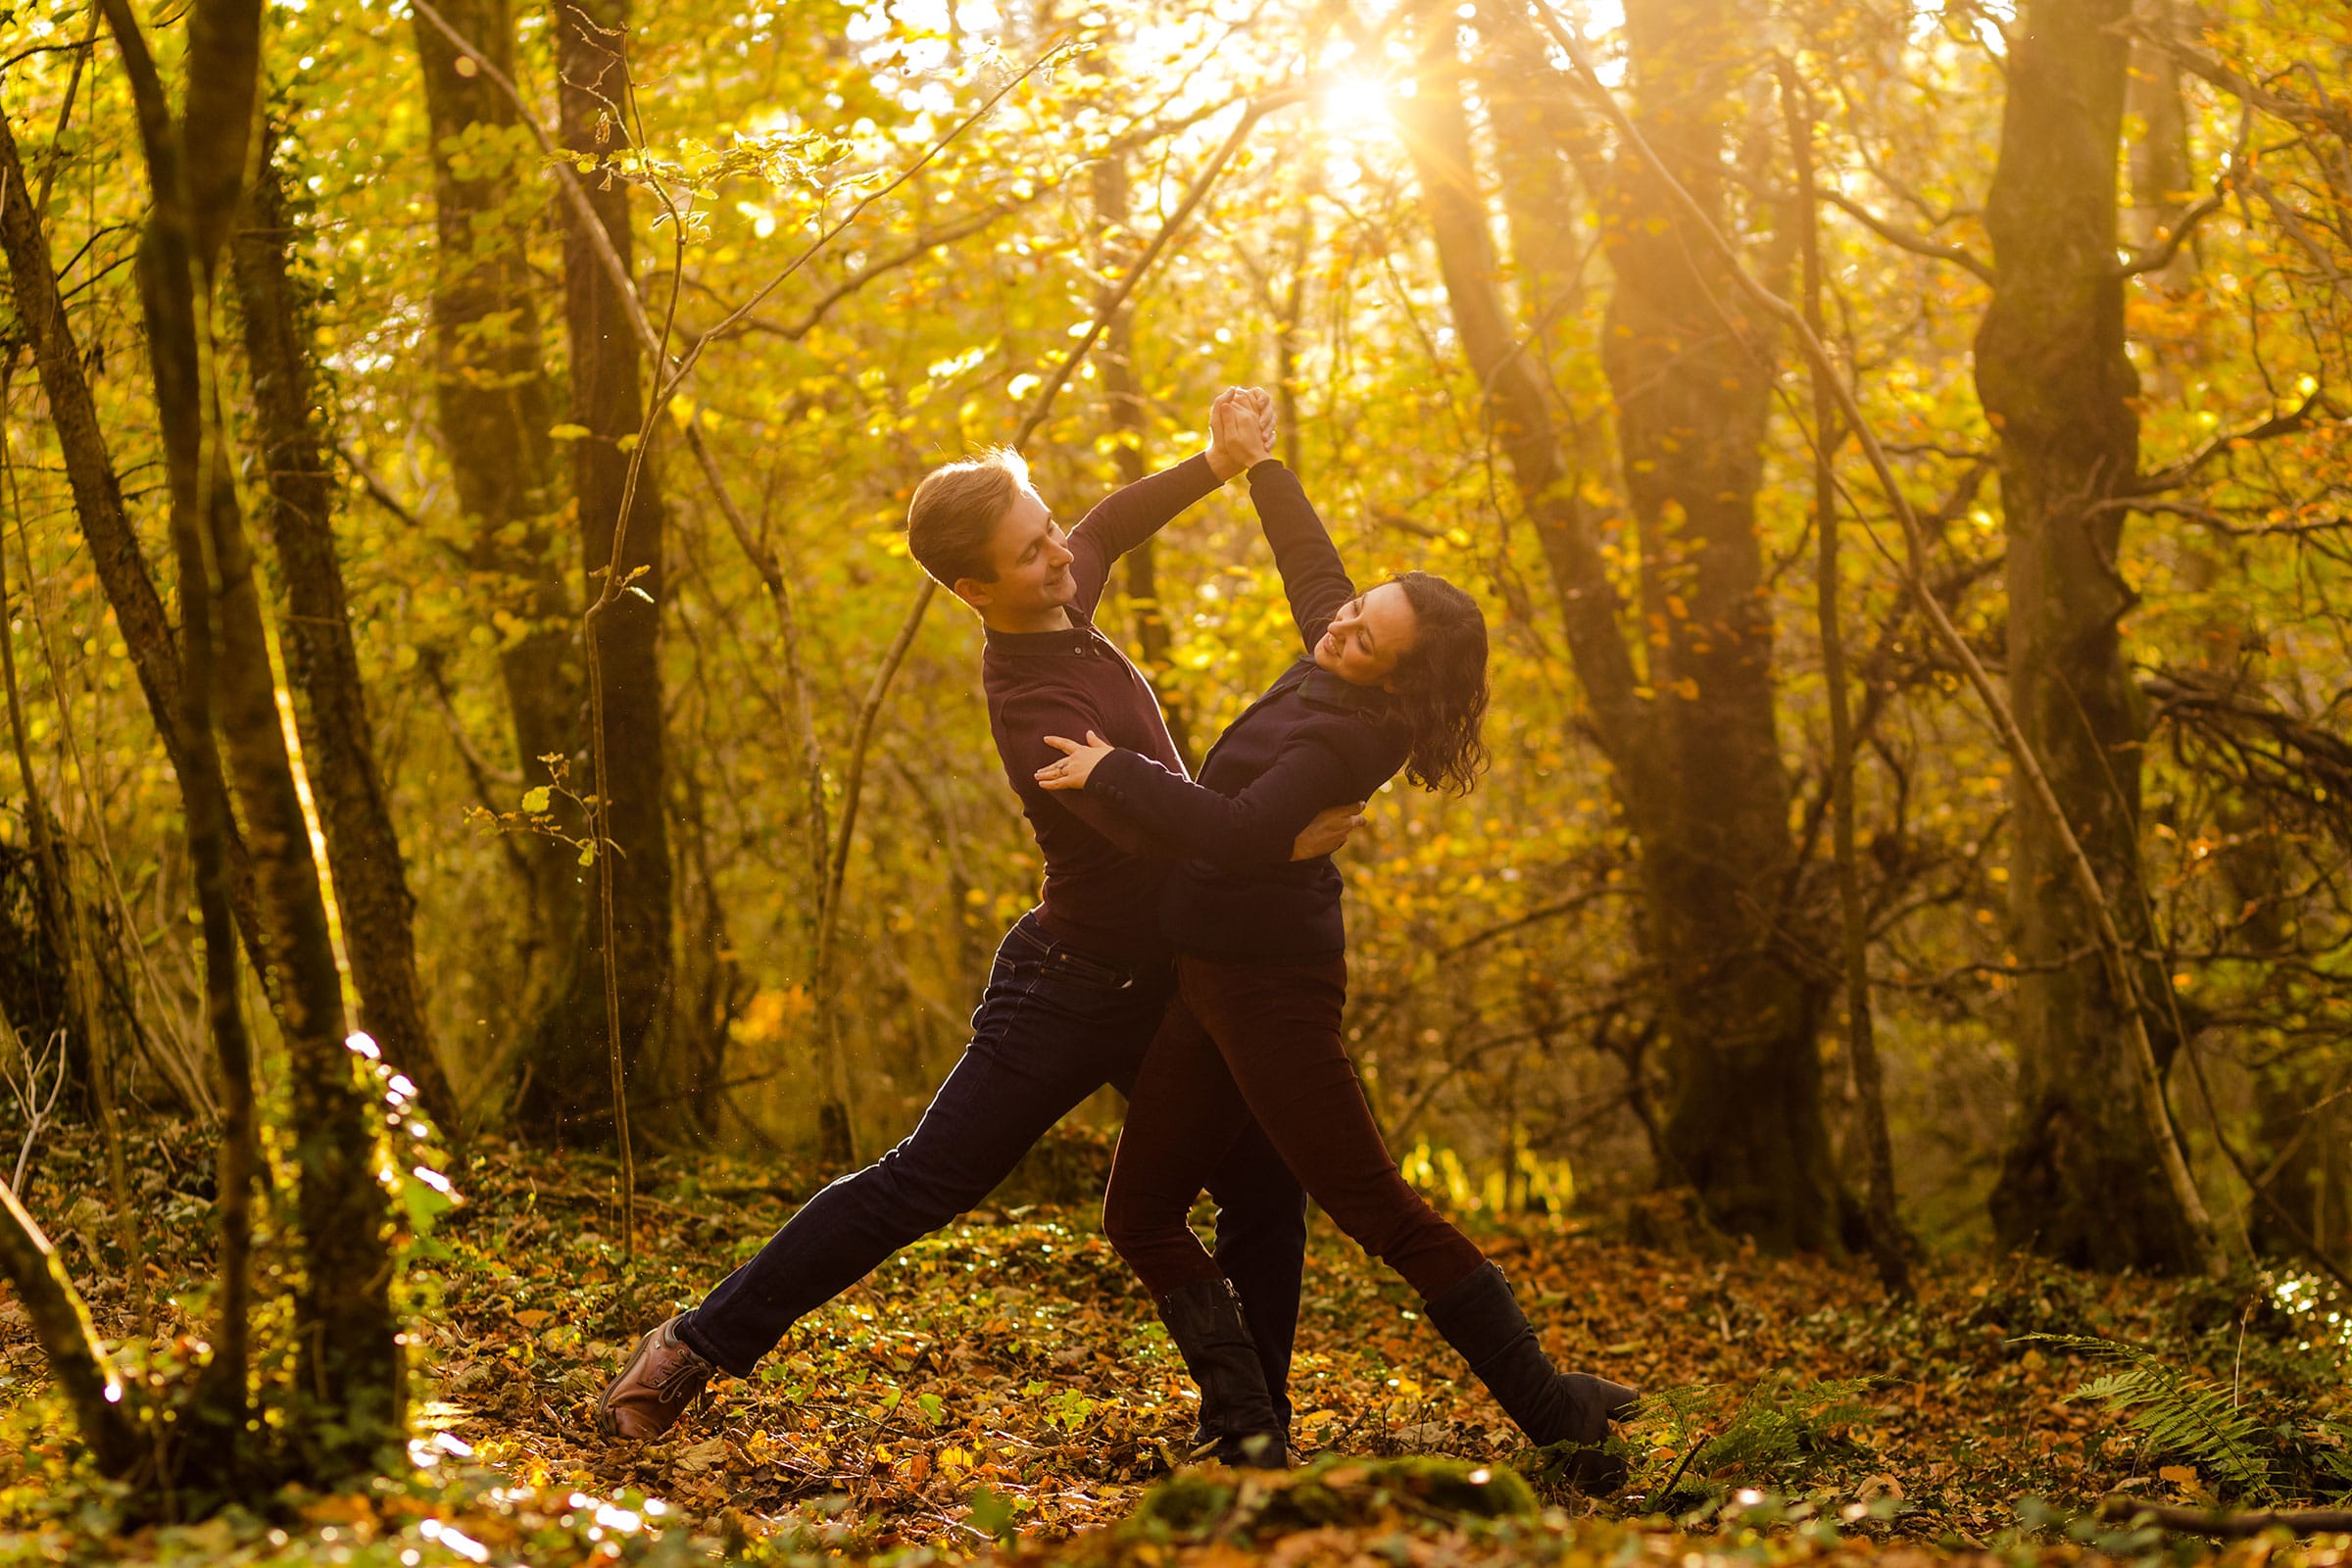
[0,1120,2346,1567]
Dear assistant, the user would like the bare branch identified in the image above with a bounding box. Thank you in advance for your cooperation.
[2116,185,2229,276]
[2126,388,2344,495]
[1821,190,1997,283]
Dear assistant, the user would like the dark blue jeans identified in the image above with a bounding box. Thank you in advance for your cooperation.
[676,912,1308,1418]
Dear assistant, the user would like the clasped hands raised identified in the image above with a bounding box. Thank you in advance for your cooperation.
[1205,385,1279,480]
[1038,384,1364,861]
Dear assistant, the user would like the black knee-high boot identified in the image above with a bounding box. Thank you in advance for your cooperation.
[1157,1279,1290,1469]
[1423,1261,1636,1493]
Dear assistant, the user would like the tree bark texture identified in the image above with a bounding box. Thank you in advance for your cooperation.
[1401,31,1654,778]
[515,0,673,1142]
[1407,2,1840,1250]
[1595,0,1833,1252]
[8,41,258,1440]
[105,0,406,1471]
[1977,0,2200,1273]
[411,0,584,1061]
[0,105,272,991]
[228,122,460,1136]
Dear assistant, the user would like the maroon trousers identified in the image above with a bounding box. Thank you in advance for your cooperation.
[1103,955,1488,1304]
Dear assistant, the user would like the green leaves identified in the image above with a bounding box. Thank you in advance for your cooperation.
[2025,1334,2278,1501]
[1620,1373,1882,1509]
[965,1483,1020,1541]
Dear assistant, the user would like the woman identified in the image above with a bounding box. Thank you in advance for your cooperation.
[1034,400,1635,1488]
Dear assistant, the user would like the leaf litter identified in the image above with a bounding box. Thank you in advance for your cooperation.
[0,1122,2346,1565]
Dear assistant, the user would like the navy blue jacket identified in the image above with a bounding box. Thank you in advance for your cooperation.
[1088,461,1409,962]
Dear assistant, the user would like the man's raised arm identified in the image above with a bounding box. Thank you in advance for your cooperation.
[1062,388,1260,616]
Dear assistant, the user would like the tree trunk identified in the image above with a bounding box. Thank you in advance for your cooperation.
[1092,150,1197,770]
[1596,0,1832,1252]
[1407,3,1839,1250]
[1978,0,2201,1271]
[0,105,272,993]
[4,54,258,1451]
[228,121,460,1137]
[1786,70,1908,1297]
[410,0,583,1077]
[1476,0,1607,395]
[1399,26,1655,781]
[515,0,672,1144]
[0,1179,140,1478]
[2127,0,2198,289]
[105,0,405,1473]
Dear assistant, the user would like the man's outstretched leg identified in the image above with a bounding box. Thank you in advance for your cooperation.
[598,916,1169,1438]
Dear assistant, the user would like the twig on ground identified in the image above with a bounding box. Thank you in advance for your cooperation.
[2097,1494,2352,1539]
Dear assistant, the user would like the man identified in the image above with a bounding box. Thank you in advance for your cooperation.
[597,389,1352,1464]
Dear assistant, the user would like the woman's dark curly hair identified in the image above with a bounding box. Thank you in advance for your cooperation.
[1386,571,1491,796]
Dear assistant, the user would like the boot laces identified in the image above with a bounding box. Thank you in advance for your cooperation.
[649,1343,713,1402]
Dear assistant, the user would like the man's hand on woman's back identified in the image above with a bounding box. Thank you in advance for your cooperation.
[1291,801,1366,860]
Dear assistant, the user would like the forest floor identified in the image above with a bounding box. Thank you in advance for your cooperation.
[0,1121,2347,1567]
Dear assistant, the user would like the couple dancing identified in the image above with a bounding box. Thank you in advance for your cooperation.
[596,387,1634,1485]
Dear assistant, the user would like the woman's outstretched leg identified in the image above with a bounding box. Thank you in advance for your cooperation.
[1175,956,1634,1489]
[1102,996,1287,1467]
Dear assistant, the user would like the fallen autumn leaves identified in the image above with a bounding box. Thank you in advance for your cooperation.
[0,1122,2345,1565]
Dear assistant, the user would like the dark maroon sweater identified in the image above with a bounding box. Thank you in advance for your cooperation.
[981,453,1260,962]
[1087,461,1411,963]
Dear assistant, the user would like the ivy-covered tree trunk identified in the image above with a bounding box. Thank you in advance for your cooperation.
[105,0,405,1473]
[411,0,584,1081]
[516,0,673,1142]
[1407,1,1839,1250]
[229,122,460,1138]
[1977,0,2200,1271]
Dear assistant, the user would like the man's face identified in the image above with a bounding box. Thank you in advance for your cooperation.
[956,485,1075,621]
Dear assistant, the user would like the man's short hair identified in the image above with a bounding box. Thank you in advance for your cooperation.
[906,447,1029,588]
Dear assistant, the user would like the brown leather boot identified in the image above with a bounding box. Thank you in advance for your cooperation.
[595,1314,715,1440]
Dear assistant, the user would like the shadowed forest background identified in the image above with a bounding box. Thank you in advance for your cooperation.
[0,0,2348,1559]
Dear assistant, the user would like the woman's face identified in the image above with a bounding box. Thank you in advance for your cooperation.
[1313,582,1417,686]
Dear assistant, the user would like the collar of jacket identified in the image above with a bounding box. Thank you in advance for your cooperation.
[985,612,1104,659]
[1298,663,1398,723]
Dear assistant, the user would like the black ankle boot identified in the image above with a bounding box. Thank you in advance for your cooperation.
[1422,1261,1636,1494]
[1193,1391,1293,1463]
[1157,1279,1290,1469]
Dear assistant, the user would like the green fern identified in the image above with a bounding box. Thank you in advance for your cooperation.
[2306,1418,2352,1499]
[1622,1373,1878,1500]
[2018,1333,2275,1500]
